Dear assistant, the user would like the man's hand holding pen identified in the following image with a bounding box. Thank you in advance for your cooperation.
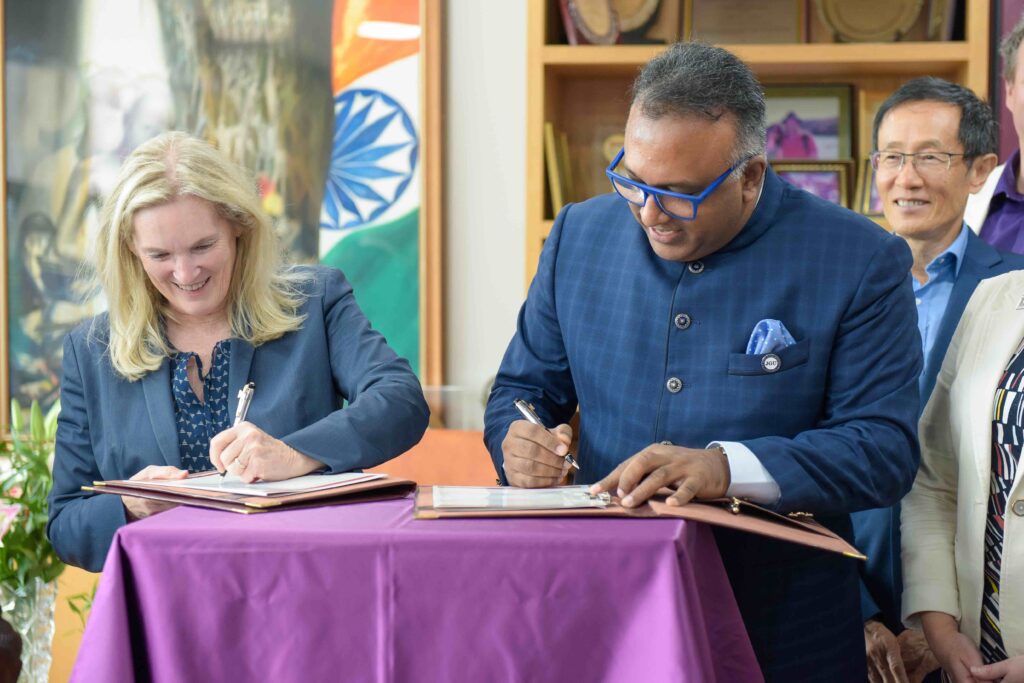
[501,420,575,488]
[589,443,731,508]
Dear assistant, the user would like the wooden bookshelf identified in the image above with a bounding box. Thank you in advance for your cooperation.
[525,0,991,284]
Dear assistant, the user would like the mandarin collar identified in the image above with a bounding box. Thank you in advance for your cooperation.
[709,164,781,257]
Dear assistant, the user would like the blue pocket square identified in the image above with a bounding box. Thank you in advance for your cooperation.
[746,319,796,355]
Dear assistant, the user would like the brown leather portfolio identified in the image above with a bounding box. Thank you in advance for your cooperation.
[84,474,416,514]
[413,487,865,560]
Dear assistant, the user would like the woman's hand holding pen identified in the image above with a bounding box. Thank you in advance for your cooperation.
[210,422,324,483]
[501,421,574,488]
[122,465,188,521]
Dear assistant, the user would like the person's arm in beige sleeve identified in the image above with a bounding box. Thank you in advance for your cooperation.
[902,279,992,681]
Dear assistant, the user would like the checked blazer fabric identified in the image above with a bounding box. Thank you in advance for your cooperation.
[485,168,923,682]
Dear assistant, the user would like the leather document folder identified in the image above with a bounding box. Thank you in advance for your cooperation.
[84,473,416,514]
[414,487,864,560]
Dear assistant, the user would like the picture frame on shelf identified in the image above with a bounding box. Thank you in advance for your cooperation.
[686,0,805,44]
[764,85,853,160]
[772,161,852,208]
[854,158,885,217]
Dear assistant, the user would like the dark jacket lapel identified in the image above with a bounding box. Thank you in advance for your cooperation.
[921,231,1002,405]
[141,358,182,468]
[228,338,256,418]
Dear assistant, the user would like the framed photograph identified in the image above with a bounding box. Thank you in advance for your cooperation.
[854,158,885,217]
[686,0,805,44]
[764,85,853,160]
[0,0,443,428]
[772,161,852,207]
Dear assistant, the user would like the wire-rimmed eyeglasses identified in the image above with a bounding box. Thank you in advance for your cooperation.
[869,150,967,175]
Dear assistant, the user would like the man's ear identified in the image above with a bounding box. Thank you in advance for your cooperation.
[967,153,998,193]
[741,157,767,201]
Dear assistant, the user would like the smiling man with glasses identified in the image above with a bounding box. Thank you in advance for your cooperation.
[485,42,922,682]
[852,77,1024,683]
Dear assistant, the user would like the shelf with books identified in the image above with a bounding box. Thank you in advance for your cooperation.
[525,0,990,285]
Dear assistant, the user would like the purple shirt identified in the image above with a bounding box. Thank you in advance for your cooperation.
[979,150,1024,254]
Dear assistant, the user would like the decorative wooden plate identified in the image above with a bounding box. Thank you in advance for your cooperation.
[815,0,924,42]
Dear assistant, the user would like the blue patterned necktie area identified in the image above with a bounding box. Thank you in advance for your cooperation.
[170,339,232,473]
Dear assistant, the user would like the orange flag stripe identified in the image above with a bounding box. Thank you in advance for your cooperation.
[332,0,420,94]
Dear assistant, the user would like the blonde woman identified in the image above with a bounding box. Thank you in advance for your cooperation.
[47,132,429,571]
[903,269,1024,682]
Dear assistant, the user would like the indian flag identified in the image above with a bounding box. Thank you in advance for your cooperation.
[319,0,422,374]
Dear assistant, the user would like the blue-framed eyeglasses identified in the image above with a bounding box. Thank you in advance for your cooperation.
[605,148,750,221]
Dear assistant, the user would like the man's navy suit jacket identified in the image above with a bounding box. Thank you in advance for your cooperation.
[485,169,922,681]
[852,231,1024,633]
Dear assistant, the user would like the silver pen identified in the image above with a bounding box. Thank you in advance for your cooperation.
[220,382,255,478]
[513,398,580,471]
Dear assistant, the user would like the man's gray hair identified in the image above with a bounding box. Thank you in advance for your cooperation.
[630,42,767,171]
[1002,14,1024,83]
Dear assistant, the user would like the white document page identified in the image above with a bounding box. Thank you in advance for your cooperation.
[432,485,610,510]
[139,471,385,497]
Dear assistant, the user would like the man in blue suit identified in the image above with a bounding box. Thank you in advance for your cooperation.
[852,78,1024,683]
[484,42,922,682]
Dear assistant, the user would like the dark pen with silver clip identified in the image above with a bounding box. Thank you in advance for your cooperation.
[220,382,255,478]
[513,398,580,471]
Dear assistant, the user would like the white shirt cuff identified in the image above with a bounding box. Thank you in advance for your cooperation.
[708,440,781,505]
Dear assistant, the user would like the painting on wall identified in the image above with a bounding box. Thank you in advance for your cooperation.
[0,0,442,427]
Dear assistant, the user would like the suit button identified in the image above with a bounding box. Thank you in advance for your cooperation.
[688,261,704,274]
[674,313,692,330]
[761,353,781,373]
[1014,500,1024,517]
[666,377,683,393]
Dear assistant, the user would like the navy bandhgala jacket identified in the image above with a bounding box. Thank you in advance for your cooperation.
[485,168,922,681]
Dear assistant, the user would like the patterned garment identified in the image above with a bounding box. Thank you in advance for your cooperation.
[171,339,232,473]
[981,337,1024,663]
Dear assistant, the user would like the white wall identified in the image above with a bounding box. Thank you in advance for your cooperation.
[441,0,527,427]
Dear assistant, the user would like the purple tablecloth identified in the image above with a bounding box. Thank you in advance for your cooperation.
[72,497,762,682]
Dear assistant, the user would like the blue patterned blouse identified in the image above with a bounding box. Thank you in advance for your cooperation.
[171,339,232,472]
